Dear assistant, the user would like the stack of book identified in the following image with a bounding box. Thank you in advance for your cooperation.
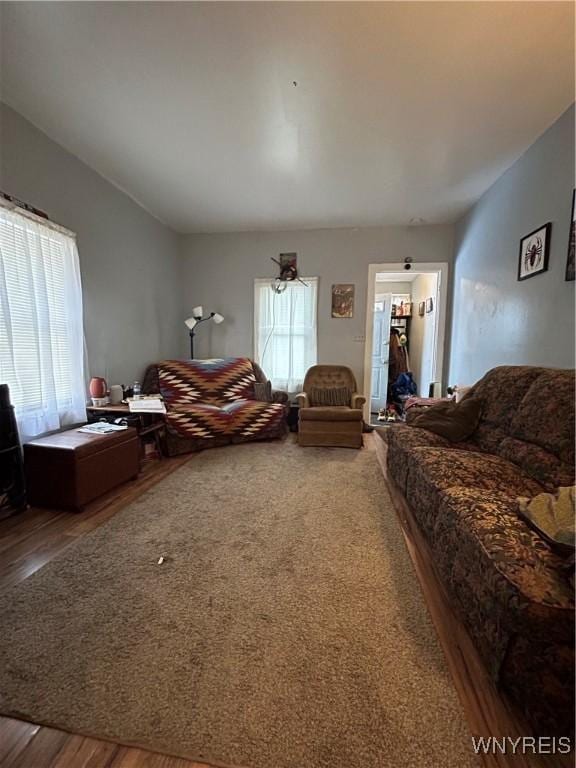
[127,395,166,414]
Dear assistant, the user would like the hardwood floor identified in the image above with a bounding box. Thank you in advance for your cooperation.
[0,716,212,768]
[0,437,571,767]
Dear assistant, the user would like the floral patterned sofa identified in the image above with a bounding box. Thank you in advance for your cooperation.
[142,357,288,455]
[385,366,575,737]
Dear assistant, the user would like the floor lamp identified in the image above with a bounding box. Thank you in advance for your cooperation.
[185,306,224,359]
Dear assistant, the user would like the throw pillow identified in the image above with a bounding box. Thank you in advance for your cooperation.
[408,397,482,442]
[253,380,273,402]
[517,486,575,556]
[309,386,351,407]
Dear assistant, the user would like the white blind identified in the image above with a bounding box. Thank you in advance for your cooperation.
[0,206,86,440]
[254,278,318,392]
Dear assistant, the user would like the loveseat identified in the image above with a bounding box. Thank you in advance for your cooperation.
[142,358,288,455]
[385,366,575,737]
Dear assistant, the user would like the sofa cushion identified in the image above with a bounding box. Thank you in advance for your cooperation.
[300,406,363,422]
[436,487,574,615]
[168,402,230,439]
[500,369,575,490]
[386,424,451,451]
[406,447,544,538]
[510,370,574,459]
[309,386,351,407]
[223,399,286,438]
[499,437,575,492]
[462,366,546,453]
[432,487,574,671]
[167,399,285,441]
[385,425,451,494]
[385,424,484,495]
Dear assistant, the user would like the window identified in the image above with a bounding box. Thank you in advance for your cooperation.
[0,205,86,441]
[254,277,318,392]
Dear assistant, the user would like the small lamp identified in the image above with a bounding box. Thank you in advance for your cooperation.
[185,309,225,359]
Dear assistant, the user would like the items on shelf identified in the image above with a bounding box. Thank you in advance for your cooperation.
[127,396,166,414]
[391,300,412,317]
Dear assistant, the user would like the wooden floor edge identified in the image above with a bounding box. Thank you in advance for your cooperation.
[0,711,247,768]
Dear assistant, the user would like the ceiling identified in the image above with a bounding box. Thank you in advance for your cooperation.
[1,2,574,234]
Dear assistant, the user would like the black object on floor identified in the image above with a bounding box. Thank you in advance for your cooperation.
[0,384,26,519]
[288,403,299,432]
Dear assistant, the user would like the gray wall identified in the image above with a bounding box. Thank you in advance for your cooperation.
[0,103,184,386]
[409,273,438,396]
[374,281,412,300]
[449,104,575,385]
[181,226,455,389]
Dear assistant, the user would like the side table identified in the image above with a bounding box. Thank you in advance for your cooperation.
[86,404,166,459]
[287,403,299,433]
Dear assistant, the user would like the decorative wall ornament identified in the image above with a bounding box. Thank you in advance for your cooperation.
[418,301,425,317]
[566,190,575,282]
[518,222,551,281]
[425,297,434,313]
[331,284,355,318]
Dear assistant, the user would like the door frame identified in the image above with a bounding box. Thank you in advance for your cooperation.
[362,262,449,422]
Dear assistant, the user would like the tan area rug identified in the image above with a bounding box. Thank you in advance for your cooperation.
[0,439,477,768]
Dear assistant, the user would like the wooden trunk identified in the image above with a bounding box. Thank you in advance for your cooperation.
[24,428,139,511]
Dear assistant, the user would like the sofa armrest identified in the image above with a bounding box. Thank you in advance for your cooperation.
[351,392,366,409]
[253,380,288,405]
[271,389,289,405]
[296,392,310,408]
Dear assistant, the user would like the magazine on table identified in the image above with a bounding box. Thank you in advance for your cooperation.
[78,422,128,434]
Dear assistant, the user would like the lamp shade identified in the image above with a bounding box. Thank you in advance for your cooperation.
[212,312,224,324]
[184,317,198,330]
[192,305,203,319]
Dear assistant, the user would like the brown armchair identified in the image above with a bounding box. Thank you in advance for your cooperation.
[296,365,365,448]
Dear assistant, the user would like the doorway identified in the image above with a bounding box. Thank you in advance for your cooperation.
[363,263,448,425]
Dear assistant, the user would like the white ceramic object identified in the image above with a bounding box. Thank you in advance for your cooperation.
[455,386,471,403]
[109,385,124,404]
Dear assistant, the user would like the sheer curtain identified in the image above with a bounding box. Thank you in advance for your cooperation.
[254,277,318,392]
[0,204,86,441]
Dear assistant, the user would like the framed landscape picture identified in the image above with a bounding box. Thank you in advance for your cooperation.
[425,297,433,313]
[566,190,575,281]
[331,284,354,318]
[518,222,551,281]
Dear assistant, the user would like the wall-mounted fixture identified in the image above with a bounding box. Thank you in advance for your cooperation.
[185,306,224,359]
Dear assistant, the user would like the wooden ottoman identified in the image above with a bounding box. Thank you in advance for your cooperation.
[24,428,140,511]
